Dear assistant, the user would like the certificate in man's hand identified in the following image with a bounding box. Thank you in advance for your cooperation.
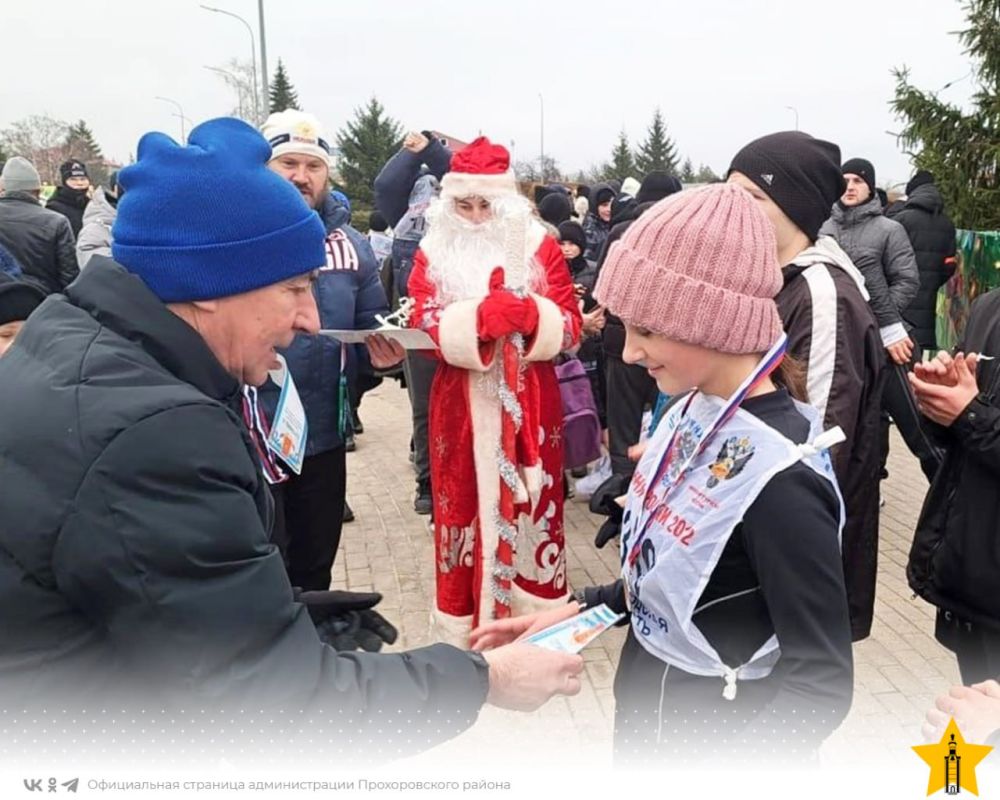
[319,328,436,350]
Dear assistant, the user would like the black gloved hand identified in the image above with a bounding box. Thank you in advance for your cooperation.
[588,473,629,550]
[593,518,621,549]
[296,589,399,652]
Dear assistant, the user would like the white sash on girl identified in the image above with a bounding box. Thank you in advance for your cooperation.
[621,392,845,700]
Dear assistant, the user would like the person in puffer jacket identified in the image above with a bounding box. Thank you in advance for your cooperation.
[887,170,957,353]
[76,172,121,268]
[583,183,614,261]
[257,110,404,592]
[820,158,919,358]
[821,158,940,482]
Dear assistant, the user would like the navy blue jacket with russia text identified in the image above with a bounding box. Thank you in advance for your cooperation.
[259,195,389,456]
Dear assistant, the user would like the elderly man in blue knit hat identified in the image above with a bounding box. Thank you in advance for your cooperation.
[0,118,583,759]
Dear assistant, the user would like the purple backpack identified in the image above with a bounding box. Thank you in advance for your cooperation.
[555,357,602,470]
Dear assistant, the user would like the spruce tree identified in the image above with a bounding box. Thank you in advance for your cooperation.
[695,163,722,183]
[609,130,636,180]
[269,59,301,113]
[335,97,403,207]
[892,0,1000,229]
[65,120,107,185]
[635,108,679,176]
[680,157,696,183]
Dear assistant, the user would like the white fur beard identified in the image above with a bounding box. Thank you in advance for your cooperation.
[422,196,547,304]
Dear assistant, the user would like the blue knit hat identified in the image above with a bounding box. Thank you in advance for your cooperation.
[112,117,326,302]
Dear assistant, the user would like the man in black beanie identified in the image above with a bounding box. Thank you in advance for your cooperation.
[889,169,956,354]
[46,159,91,237]
[728,130,884,642]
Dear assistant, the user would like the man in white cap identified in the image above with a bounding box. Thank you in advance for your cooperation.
[258,110,404,593]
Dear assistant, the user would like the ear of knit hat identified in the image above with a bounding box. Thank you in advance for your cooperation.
[841,157,876,197]
[727,131,844,242]
[593,182,784,355]
[1,157,42,194]
[111,117,327,303]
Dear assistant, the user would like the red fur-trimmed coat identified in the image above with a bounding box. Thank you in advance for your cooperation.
[408,224,582,645]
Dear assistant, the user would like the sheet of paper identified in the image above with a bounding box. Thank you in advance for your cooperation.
[319,328,437,350]
[524,603,625,654]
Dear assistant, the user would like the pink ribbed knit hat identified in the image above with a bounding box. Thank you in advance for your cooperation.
[593,182,784,355]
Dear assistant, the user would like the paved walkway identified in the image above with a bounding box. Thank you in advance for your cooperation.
[337,381,959,767]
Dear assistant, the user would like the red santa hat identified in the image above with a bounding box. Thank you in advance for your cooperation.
[440,136,518,200]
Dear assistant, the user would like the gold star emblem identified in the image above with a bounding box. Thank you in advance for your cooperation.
[913,718,993,796]
[292,120,317,138]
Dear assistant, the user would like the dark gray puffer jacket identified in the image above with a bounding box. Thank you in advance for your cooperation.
[819,196,919,339]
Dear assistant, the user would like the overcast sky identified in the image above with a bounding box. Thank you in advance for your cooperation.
[4,0,976,188]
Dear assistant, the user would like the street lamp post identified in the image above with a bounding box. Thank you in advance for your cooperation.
[200,4,260,123]
[538,93,545,178]
[258,0,269,112]
[155,95,187,141]
[785,105,800,131]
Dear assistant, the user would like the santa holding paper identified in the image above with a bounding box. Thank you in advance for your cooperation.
[408,137,582,645]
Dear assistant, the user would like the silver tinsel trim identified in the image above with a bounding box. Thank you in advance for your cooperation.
[496,448,520,491]
[492,507,518,545]
[497,380,523,430]
[493,562,518,580]
[490,579,512,607]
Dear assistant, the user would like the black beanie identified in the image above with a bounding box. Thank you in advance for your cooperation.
[591,185,615,207]
[576,184,591,200]
[0,274,45,325]
[728,131,845,242]
[841,157,876,197]
[60,159,89,184]
[538,193,572,227]
[636,171,683,205]
[368,210,388,232]
[557,220,587,252]
[533,185,552,206]
[906,170,935,195]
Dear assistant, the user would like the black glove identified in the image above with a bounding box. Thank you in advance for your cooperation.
[296,589,399,652]
[593,518,621,550]
[588,473,629,550]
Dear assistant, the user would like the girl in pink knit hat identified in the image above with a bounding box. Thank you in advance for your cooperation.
[470,182,854,764]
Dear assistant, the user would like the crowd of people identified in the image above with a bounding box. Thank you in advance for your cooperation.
[0,108,998,765]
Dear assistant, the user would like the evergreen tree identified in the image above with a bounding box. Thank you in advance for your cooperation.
[695,163,722,183]
[609,130,636,180]
[892,0,1000,229]
[680,157,696,183]
[269,59,301,113]
[335,96,403,207]
[65,120,107,185]
[635,108,679,176]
